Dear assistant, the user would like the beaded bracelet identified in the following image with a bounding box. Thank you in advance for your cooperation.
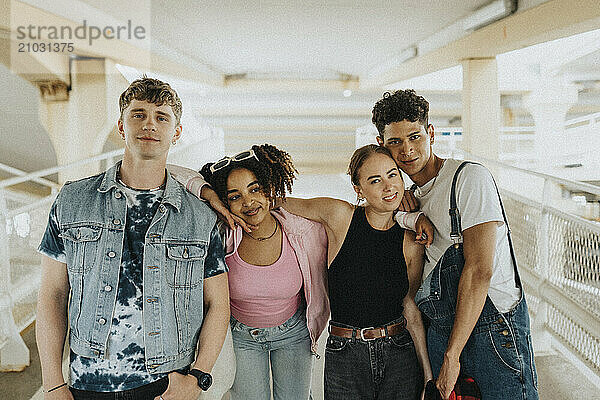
[46,382,67,393]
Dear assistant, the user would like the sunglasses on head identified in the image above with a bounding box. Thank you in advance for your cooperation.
[209,149,258,174]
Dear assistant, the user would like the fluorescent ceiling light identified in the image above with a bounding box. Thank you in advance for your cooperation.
[396,46,418,64]
[463,0,518,31]
[367,46,417,80]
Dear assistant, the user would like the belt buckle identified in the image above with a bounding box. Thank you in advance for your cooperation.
[359,327,376,341]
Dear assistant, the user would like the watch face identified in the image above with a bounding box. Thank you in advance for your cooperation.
[198,373,212,391]
[190,369,212,391]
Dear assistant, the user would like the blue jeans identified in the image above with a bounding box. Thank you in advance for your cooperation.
[229,306,314,400]
[324,319,423,400]
[417,244,539,400]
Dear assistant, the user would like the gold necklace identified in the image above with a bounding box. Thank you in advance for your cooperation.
[245,220,279,241]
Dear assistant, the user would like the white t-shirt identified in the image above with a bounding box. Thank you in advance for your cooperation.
[414,159,521,313]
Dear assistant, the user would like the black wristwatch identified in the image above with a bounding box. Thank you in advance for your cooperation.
[189,369,213,391]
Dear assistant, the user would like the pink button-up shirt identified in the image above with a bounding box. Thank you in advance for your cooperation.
[225,208,330,352]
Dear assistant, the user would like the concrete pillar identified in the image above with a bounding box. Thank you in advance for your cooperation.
[38,58,127,183]
[461,58,501,160]
[523,79,578,167]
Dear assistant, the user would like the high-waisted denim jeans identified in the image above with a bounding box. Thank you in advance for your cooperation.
[229,306,314,400]
[324,317,423,400]
[416,244,539,400]
[70,377,168,400]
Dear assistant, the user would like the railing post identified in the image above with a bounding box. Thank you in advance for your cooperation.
[0,190,30,371]
[105,156,114,171]
[531,178,554,355]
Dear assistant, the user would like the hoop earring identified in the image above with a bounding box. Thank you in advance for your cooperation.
[171,139,177,145]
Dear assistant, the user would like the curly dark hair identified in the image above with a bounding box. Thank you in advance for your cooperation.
[371,89,429,139]
[119,77,182,125]
[200,144,298,206]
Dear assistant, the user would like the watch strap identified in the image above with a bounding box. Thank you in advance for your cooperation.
[189,369,212,391]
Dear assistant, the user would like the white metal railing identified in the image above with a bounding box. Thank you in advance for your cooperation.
[433,127,538,163]
[0,189,47,370]
[435,112,600,165]
[0,162,60,191]
[356,124,538,164]
[464,153,600,375]
[0,148,126,190]
[564,111,600,130]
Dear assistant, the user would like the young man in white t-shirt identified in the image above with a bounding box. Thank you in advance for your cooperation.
[373,90,538,400]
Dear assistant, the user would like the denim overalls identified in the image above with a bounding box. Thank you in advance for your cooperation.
[415,162,539,400]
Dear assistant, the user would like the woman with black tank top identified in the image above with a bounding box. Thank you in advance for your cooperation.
[279,144,433,400]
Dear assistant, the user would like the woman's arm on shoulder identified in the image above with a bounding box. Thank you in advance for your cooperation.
[167,164,208,197]
[168,164,253,232]
[279,197,354,231]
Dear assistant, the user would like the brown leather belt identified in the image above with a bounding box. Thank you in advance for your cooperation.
[328,319,406,341]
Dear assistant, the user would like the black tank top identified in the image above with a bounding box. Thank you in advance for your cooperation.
[328,207,408,328]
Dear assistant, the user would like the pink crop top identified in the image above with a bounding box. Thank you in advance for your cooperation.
[227,231,303,328]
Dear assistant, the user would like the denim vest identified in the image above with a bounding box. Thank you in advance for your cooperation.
[54,162,217,374]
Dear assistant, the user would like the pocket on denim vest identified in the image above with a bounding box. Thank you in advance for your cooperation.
[164,243,207,288]
[59,225,102,273]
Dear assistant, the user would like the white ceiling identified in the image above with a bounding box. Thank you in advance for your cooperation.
[79,0,490,79]
[3,0,600,178]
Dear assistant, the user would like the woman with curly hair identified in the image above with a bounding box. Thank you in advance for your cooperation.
[175,144,330,400]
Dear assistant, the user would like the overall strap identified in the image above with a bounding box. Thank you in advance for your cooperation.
[449,161,522,288]
[449,162,471,244]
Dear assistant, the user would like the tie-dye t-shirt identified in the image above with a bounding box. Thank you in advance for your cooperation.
[38,182,227,392]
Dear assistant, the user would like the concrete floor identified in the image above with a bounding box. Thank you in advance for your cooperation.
[0,324,41,400]
[2,323,598,400]
[535,353,599,400]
